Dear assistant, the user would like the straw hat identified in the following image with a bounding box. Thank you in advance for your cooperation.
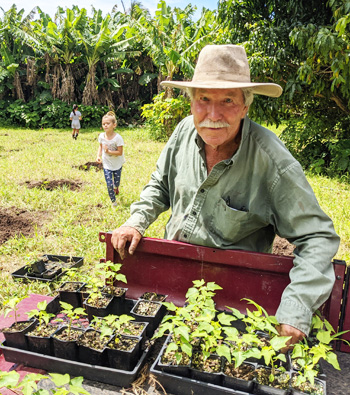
[161,44,283,98]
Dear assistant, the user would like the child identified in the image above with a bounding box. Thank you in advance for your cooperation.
[70,104,82,139]
[96,111,125,207]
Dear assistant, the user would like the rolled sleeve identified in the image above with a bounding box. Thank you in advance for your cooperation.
[270,163,340,335]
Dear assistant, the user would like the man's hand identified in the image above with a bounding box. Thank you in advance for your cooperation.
[277,324,306,352]
[111,226,142,260]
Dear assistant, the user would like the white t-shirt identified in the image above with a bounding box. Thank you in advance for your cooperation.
[70,111,82,129]
[98,132,125,170]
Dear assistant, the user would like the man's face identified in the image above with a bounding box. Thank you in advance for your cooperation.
[191,88,248,150]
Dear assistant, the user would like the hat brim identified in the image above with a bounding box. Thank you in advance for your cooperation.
[160,80,283,98]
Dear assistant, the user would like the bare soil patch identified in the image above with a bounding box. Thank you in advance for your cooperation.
[0,207,49,245]
[273,235,294,256]
[23,179,82,191]
[76,162,103,171]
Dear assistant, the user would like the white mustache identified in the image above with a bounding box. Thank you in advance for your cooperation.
[198,120,231,128]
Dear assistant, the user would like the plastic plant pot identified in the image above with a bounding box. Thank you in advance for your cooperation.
[139,292,168,303]
[190,352,223,386]
[77,329,110,367]
[120,321,149,351]
[25,324,58,356]
[52,326,85,361]
[156,335,191,378]
[31,260,47,274]
[291,373,326,395]
[102,286,128,315]
[59,281,85,308]
[42,266,62,280]
[2,320,37,350]
[83,293,114,322]
[254,366,291,395]
[222,360,256,392]
[106,334,141,371]
[130,300,165,338]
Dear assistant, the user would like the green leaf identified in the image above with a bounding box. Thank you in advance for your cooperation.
[216,344,231,363]
[0,371,20,388]
[316,330,332,344]
[50,373,70,386]
[326,351,340,370]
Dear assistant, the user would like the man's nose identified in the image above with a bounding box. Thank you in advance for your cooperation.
[207,103,222,121]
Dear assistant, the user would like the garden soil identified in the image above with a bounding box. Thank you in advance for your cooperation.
[0,207,49,245]
[76,162,103,171]
[23,179,82,191]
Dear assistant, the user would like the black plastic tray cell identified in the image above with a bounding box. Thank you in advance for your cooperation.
[1,340,150,388]
[11,255,84,282]
[150,360,251,395]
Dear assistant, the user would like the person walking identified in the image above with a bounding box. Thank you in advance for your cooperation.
[96,111,125,207]
[70,104,82,139]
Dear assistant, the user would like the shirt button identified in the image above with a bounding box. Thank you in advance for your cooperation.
[192,211,197,216]
[200,189,205,193]
[183,234,188,238]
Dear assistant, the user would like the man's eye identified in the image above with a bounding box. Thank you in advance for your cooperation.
[200,96,209,101]
[224,98,233,103]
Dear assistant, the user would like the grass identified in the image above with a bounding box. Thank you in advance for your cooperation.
[0,126,349,308]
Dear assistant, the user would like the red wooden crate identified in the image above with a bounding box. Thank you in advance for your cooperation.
[99,233,346,342]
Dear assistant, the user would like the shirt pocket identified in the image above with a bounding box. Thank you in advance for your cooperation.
[209,198,268,243]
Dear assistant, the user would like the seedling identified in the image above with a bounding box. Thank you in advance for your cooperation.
[27,300,55,326]
[291,313,350,387]
[96,261,127,289]
[0,370,90,395]
[3,296,27,324]
[58,301,87,338]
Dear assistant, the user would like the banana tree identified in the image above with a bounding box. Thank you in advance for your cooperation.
[29,6,87,103]
[0,5,37,100]
[132,0,218,97]
[77,9,133,105]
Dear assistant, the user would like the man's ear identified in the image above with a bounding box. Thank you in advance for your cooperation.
[242,105,249,119]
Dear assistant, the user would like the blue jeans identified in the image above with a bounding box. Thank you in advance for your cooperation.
[103,167,122,203]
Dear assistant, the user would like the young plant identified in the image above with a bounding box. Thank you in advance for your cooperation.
[154,280,224,365]
[3,296,27,324]
[241,298,280,337]
[27,300,55,327]
[221,325,263,367]
[85,276,105,306]
[0,370,90,395]
[58,301,87,338]
[96,261,127,289]
[291,313,350,388]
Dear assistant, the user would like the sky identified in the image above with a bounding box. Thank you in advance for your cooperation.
[1,0,219,19]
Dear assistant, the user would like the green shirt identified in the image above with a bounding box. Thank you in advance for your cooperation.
[124,115,340,335]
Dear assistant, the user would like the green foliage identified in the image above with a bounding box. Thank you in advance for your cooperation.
[0,99,144,129]
[95,261,127,287]
[0,371,90,395]
[218,0,350,178]
[3,295,27,324]
[58,301,87,338]
[27,301,55,326]
[141,92,191,140]
[291,313,349,387]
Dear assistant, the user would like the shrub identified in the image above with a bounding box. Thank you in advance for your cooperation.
[0,99,144,129]
[141,92,191,141]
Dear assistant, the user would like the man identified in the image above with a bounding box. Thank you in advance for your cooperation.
[111,44,340,345]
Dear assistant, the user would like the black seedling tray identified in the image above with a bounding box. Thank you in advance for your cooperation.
[1,340,151,388]
[11,255,84,282]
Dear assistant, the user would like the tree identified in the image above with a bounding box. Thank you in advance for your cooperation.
[0,5,36,100]
[218,0,350,176]
[133,0,218,97]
